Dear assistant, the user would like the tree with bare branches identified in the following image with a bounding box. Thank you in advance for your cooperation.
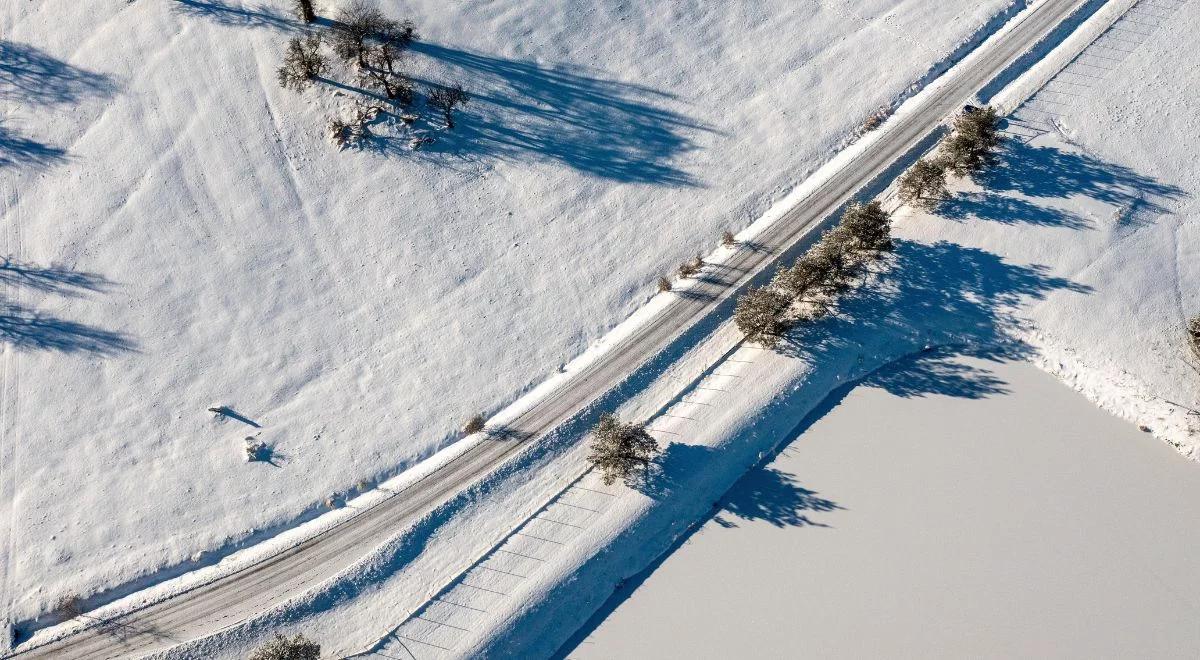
[427,84,470,129]
[277,35,327,92]
[332,0,416,68]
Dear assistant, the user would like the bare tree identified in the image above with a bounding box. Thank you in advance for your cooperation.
[292,0,316,22]
[277,35,327,92]
[587,413,660,486]
[898,158,948,210]
[360,42,413,102]
[427,84,470,129]
[249,633,321,660]
[734,286,790,347]
[332,0,416,68]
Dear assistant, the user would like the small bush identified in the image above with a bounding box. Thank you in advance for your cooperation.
[657,276,672,292]
[587,413,660,486]
[1188,316,1200,355]
[249,633,321,660]
[721,230,736,247]
[463,414,486,435]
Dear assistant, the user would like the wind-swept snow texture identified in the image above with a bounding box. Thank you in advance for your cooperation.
[0,0,1017,629]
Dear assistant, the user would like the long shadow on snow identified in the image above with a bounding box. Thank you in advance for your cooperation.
[0,260,133,356]
[941,138,1186,229]
[0,41,117,170]
[548,240,1091,659]
[0,40,118,107]
[170,0,298,30]
[402,42,711,186]
[0,121,67,169]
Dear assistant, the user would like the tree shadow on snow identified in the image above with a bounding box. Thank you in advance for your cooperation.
[0,260,134,356]
[941,137,1186,229]
[713,466,840,529]
[0,40,118,107]
[170,0,298,31]
[776,239,1092,400]
[396,42,712,185]
[0,257,113,296]
[0,40,118,170]
[0,121,68,169]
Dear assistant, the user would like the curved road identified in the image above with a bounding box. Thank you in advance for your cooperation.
[10,0,1087,656]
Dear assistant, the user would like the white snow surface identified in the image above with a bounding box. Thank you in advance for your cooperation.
[0,0,1025,631]
[146,2,1200,657]
[208,1,1200,656]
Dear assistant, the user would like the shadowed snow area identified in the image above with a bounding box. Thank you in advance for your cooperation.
[0,0,1025,628]
[564,354,1200,659]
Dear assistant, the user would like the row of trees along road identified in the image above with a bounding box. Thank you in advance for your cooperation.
[585,106,1004,487]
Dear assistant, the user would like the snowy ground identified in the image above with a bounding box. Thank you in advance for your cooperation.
[566,355,1200,659]
[0,0,1024,634]
[212,0,1200,656]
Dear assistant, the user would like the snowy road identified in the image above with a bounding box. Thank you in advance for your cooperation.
[9,0,1091,657]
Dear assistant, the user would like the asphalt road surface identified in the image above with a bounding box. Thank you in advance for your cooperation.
[9,1,1089,656]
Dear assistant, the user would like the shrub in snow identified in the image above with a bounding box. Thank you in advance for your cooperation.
[243,437,267,462]
[463,414,486,435]
[657,276,672,293]
[721,230,737,247]
[859,105,891,134]
[249,633,321,660]
[898,157,948,210]
[277,35,327,92]
[587,413,660,486]
[427,83,470,130]
[943,105,1002,176]
[677,254,703,279]
[54,594,83,620]
[1188,316,1200,357]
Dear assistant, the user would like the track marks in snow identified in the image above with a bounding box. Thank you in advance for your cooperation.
[355,474,624,659]
[1012,0,1192,133]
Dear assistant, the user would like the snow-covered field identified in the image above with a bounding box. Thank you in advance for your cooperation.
[566,355,1200,659]
[0,0,1024,633]
[300,1,1200,656]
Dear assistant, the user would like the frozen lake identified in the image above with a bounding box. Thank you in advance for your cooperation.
[560,352,1200,659]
